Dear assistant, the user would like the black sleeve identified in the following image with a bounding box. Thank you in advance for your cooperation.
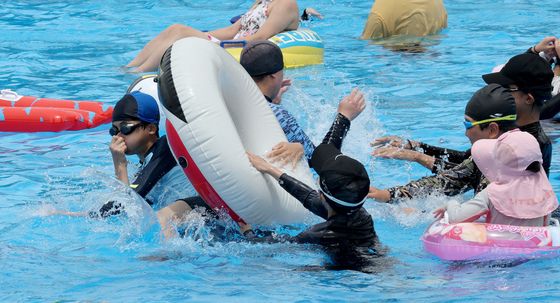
[278,173,328,220]
[540,94,560,120]
[321,113,351,149]
[387,157,482,203]
[416,142,469,164]
[526,47,538,55]
[421,144,471,173]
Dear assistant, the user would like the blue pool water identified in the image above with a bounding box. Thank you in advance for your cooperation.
[2,0,560,301]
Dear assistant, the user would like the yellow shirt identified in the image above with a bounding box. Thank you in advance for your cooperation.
[361,0,447,40]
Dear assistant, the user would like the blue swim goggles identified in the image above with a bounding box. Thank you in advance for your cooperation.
[463,114,517,130]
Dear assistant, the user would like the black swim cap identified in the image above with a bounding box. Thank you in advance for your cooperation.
[465,84,517,122]
[240,40,284,77]
[112,91,160,123]
[482,53,553,103]
[310,144,370,210]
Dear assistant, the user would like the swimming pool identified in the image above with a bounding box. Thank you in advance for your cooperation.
[2,0,560,301]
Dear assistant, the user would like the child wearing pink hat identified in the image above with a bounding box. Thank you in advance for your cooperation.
[434,129,558,226]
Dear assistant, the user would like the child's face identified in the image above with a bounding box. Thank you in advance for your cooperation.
[464,115,492,145]
[112,120,152,155]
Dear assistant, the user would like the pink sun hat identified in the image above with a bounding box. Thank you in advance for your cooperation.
[472,129,558,219]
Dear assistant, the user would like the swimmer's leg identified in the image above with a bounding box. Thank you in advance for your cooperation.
[128,24,208,72]
[156,199,194,240]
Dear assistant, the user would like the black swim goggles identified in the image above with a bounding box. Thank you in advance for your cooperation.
[109,122,145,136]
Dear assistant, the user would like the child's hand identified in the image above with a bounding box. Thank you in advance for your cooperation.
[247,152,272,173]
[272,79,291,104]
[367,186,390,202]
[267,142,304,169]
[305,7,323,20]
[247,151,285,180]
[371,146,421,161]
[338,88,366,121]
[110,136,127,160]
[433,207,446,219]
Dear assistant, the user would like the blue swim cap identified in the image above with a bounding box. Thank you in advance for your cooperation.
[112,91,160,124]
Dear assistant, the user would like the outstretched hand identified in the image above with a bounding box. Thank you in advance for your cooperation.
[371,146,419,161]
[305,7,323,20]
[370,135,413,149]
[247,151,284,180]
[267,142,304,168]
[247,152,273,173]
[338,88,366,121]
[272,79,292,104]
[367,186,390,202]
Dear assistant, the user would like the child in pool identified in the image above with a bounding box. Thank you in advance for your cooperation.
[433,129,558,226]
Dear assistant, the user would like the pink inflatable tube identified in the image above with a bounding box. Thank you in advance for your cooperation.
[421,218,560,261]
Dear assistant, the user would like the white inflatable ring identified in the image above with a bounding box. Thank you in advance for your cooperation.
[157,37,315,225]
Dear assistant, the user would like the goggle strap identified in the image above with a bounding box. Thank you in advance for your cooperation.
[467,114,517,127]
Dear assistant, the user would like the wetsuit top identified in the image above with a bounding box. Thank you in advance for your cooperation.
[410,142,470,174]
[131,135,192,208]
[265,96,316,161]
[277,113,377,248]
[94,136,193,218]
[245,113,382,272]
[387,124,552,203]
[278,173,378,248]
[541,93,560,120]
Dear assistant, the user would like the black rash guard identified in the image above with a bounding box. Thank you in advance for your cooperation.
[278,173,378,248]
[93,135,178,218]
[541,93,560,120]
[132,135,178,202]
[248,113,378,249]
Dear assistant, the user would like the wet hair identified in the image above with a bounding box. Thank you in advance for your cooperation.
[526,161,541,173]
[130,120,159,138]
[478,120,517,132]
